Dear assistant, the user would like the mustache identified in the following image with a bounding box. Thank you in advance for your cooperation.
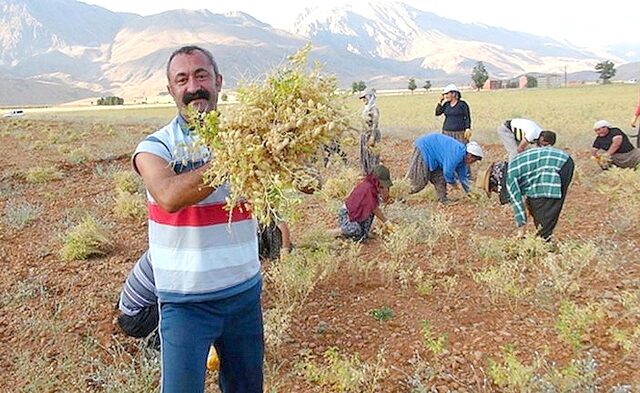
[182,89,211,105]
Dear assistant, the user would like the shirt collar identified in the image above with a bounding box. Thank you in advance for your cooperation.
[176,114,192,136]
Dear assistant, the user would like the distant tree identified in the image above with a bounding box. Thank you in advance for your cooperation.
[471,61,489,90]
[221,93,228,102]
[595,60,616,84]
[96,96,124,105]
[423,80,432,91]
[351,81,367,94]
[526,75,538,88]
[408,78,417,93]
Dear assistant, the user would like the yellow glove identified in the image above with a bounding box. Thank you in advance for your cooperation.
[463,128,472,141]
[382,221,395,234]
[207,346,219,371]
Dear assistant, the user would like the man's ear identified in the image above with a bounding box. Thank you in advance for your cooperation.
[216,74,223,90]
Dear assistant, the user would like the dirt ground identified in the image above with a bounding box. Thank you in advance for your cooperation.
[0,118,638,392]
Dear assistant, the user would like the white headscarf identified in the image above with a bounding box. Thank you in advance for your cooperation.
[361,88,377,116]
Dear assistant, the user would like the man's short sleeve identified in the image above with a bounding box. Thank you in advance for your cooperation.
[132,134,173,175]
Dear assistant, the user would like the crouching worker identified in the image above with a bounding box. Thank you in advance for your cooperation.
[591,120,640,170]
[407,133,483,204]
[481,131,574,241]
[338,164,393,241]
[116,251,219,370]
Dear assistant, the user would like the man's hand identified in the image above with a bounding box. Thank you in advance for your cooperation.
[463,128,472,141]
[516,227,525,239]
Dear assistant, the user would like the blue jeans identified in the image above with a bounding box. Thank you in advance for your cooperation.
[159,281,264,393]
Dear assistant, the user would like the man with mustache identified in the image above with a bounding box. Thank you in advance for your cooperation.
[132,46,263,393]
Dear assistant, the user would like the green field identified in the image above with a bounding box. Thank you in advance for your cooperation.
[24,84,639,151]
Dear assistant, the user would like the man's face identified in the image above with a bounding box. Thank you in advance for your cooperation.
[594,126,610,138]
[166,51,222,119]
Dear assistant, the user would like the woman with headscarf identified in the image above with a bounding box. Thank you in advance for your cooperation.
[435,84,472,144]
[359,88,381,175]
[338,165,393,241]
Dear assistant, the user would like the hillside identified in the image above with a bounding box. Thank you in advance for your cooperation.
[0,0,637,105]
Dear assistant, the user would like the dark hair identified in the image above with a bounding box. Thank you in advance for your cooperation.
[452,90,461,100]
[538,130,556,146]
[166,45,219,80]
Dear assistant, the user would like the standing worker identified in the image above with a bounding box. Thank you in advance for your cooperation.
[435,84,472,143]
[359,88,382,175]
[132,45,263,393]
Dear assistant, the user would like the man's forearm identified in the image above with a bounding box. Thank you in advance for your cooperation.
[155,166,213,212]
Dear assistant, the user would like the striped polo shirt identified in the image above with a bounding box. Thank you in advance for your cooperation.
[133,115,260,303]
[119,251,156,316]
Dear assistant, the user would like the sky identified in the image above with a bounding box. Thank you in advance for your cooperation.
[81,0,638,49]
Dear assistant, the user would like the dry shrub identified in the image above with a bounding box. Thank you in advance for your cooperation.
[113,170,143,194]
[389,177,412,201]
[113,191,146,220]
[297,347,389,393]
[3,201,42,230]
[595,167,640,233]
[60,216,113,261]
[24,166,63,183]
[317,166,360,202]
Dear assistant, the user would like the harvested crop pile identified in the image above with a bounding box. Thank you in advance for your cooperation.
[192,44,349,224]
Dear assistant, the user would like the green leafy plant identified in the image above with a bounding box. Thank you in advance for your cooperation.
[421,320,447,357]
[555,301,604,352]
[369,306,394,322]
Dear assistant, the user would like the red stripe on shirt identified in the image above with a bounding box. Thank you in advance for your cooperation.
[148,202,253,226]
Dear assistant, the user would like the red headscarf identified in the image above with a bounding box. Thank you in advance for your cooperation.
[345,174,380,222]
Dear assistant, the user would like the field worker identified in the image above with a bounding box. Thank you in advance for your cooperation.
[481,132,574,241]
[132,45,263,392]
[407,133,483,204]
[591,120,640,170]
[435,84,472,143]
[359,88,381,175]
[338,164,393,241]
[497,118,544,159]
[116,252,220,370]
[631,91,640,130]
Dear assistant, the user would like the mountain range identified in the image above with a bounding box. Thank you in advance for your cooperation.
[0,0,637,106]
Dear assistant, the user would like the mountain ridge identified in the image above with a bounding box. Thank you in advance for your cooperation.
[0,0,635,106]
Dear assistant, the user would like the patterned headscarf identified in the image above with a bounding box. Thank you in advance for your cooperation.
[488,161,510,205]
